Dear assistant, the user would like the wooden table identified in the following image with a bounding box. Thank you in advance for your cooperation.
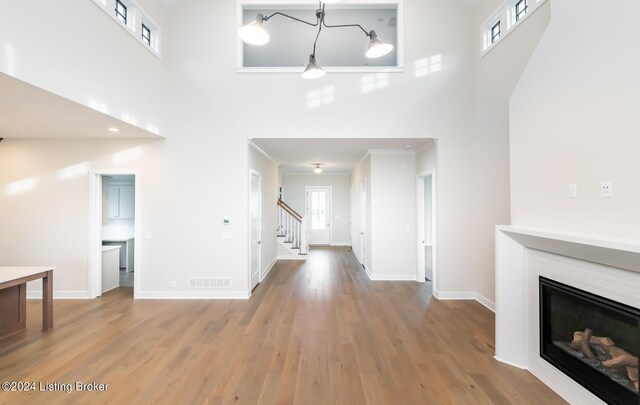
[0,267,54,338]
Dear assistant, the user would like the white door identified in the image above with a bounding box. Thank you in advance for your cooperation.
[360,179,366,268]
[306,186,331,245]
[250,172,261,290]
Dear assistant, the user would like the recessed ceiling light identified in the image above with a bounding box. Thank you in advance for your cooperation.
[108,127,119,133]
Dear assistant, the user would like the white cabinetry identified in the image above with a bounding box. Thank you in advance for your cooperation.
[108,185,135,219]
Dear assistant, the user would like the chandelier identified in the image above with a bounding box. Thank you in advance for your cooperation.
[238,1,394,79]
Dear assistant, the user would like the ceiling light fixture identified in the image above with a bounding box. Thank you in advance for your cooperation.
[239,1,394,79]
[313,163,323,174]
[108,127,120,133]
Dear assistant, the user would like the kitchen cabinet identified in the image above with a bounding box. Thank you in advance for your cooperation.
[108,185,135,219]
[102,238,134,272]
[101,246,120,293]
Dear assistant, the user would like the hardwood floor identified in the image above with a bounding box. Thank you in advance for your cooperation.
[0,247,566,404]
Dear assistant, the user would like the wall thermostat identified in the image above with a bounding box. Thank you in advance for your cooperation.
[223,218,230,225]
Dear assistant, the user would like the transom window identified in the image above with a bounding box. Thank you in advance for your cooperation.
[515,0,528,21]
[481,0,547,55]
[142,24,151,46]
[491,21,501,44]
[91,0,162,57]
[115,0,127,24]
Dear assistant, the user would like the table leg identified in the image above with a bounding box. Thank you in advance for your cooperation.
[42,270,53,331]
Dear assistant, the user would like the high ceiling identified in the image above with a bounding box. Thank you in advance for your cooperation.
[253,138,433,173]
[0,73,162,139]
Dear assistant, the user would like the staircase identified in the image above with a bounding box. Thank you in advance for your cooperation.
[277,198,309,260]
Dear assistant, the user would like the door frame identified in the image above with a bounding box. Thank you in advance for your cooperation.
[305,185,333,246]
[88,170,141,299]
[416,169,437,286]
[360,178,367,269]
[248,169,262,291]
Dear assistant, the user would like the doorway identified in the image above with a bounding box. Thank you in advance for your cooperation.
[89,171,139,298]
[305,186,331,245]
[249,170,262,291]
[417,171,436,284]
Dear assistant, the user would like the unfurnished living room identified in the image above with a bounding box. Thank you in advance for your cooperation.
[0,0,638,404]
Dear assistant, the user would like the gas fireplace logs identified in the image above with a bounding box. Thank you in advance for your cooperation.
[568,329,639,391]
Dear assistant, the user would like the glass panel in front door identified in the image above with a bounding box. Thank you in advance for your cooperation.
[311,191,326,230]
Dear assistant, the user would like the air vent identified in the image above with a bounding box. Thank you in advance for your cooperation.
[188,277,231,289]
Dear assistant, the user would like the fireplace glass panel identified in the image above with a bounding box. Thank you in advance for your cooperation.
[539,276,639,405]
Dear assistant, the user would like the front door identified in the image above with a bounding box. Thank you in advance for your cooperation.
[306,186,331,245]
[250,172,261,290]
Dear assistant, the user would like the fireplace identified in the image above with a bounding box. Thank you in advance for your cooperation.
[539,276,640,404]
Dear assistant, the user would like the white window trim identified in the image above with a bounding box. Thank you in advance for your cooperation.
[480,0,547,58]
[90,0,162,59]
[236,0,404,73]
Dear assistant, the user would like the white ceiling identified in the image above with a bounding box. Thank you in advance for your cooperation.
[0,73,162,139]
[252,138,433,173]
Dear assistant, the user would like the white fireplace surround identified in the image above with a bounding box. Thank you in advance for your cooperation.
[495,226,640,404]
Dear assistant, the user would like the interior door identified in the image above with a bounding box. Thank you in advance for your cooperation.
[360,179,366,268]
[306,186,331,245]
[250,172,261,290]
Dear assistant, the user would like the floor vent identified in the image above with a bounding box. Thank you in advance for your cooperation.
[188,277,231,289]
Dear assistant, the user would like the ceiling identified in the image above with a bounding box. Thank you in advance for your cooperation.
[0,73,162,139]
[252,138,433,173]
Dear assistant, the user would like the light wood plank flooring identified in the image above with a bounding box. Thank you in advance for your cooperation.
[0,247,565,404]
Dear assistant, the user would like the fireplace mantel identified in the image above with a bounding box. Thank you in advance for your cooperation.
[495,225,640,403]
[498,226,640,273]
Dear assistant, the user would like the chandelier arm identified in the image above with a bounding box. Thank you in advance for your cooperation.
[312,19,323,56]
[322,20,370,36]
[263,11,320,27]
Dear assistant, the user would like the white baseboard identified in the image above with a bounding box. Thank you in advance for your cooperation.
[135,290,250,299]
[277,255,306,261]
[27,291,90,299]
[352,249,363,263]
[261,257,277,281]
[368,273,417,281]
[475,293,496,312]
[493,356,527,369]
[433,290,496,312]
[330,242,351,247]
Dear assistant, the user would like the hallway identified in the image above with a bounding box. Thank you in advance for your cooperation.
[0,247,563,404]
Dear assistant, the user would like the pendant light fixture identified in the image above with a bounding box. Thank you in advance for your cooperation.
[313,164,323,174]
[238,1,394,79]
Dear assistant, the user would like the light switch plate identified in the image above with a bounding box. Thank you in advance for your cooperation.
[568,184,577,198]
[222,232,232,239]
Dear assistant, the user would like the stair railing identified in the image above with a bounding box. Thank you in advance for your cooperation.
[277,198,308,254]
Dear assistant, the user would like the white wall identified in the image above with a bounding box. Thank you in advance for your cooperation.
[510,0,640,239]
[370,152,417,279]
[0,0,169,135]
[282,173,351,246]
[248,144,278,277]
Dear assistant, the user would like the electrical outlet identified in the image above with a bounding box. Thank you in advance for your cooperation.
[601,182,613,198]
[568,184,577,198]
[171,280,177,288]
